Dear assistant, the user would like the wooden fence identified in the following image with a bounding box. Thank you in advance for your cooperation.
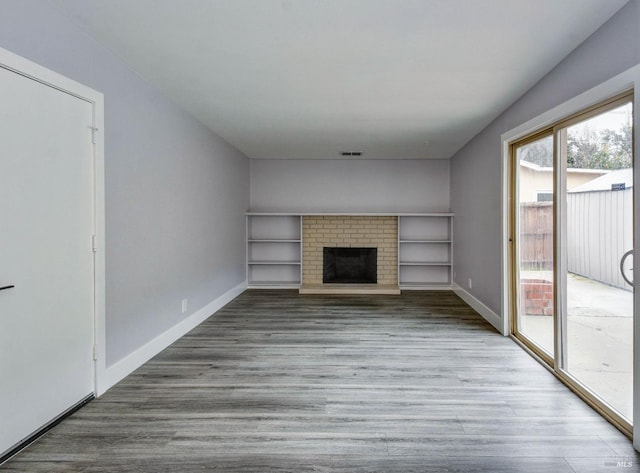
[519,190,633,290]
[519,202,553,271]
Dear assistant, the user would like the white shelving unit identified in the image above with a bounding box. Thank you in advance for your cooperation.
[398,214,453,289]
[246,214,301,288]
[246,212,453,289]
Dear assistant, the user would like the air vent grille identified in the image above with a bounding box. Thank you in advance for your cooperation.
[340,151,362,157]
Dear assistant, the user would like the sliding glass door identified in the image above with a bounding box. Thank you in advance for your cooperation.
[511,93,634,432]
[513,132,555,362]
[559,98,634,423]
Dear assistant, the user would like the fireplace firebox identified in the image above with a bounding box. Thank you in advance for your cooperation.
[323,247,377,284]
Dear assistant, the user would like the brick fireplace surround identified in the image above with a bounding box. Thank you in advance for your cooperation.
[300,215,399,293]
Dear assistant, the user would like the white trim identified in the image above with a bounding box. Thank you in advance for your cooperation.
[92,89,107,397]
[501,66,638,145]
[0,47,102,104]
[0,46,107,400]
[102,281,247,393]
[452,282,504,334]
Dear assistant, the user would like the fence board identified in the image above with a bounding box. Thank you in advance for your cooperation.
[519,202,553,270]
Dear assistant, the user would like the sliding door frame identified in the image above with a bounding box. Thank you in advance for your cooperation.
[501,67,640,444]
[509,128,555,369]
[552,91,634,437]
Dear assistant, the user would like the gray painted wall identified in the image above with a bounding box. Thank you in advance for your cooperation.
[0,0,250,366]
[251,159,450,213]
[450,0,639,317]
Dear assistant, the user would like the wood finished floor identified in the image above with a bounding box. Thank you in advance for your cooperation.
[2,290,638,472]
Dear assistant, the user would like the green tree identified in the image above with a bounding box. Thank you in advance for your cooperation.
[566,125,631,170]
[600,124,632,169]
[566,127,607,168]
[520,126,631,170]
[520,135,553,167]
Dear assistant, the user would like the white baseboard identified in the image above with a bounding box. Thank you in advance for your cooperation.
[452,282,505,335]
[100,280,247,395]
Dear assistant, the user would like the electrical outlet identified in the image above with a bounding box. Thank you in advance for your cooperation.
[181,298,188,313]
[468,278,472,289]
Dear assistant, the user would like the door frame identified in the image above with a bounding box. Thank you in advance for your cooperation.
[502,65,640,445]
[508,128,556,368]
[0,47,107,396]
[509,92,634,436]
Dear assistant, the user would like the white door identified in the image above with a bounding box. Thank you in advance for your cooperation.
[0,65,95,456]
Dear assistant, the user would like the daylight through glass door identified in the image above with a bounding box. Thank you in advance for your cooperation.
[513,132,555,361]
[558,100,634,423]
[511,92,634,433]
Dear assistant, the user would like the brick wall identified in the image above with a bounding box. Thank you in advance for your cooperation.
[520,279,554,315]
[302,216,398,285]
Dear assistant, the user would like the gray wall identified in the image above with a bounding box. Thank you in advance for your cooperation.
[0,0,250,366]
[251,159,450,212]
[450,0,640,316]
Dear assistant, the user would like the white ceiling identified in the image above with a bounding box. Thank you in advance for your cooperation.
[52,0,629,159]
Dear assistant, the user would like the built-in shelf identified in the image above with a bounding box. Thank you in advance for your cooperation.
[399,283,452,290]
[248,239,301,243]
[246,212,453,290]
[247,214,302,287]
[248,281,301,287]
[399,261,452,266]
[398,215,453,288]
[248,261,301,265]
[399,240,451,243]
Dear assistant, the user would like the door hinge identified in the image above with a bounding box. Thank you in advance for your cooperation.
[91,235,97,253]
[90,127,98,144]
[93,344,98,361]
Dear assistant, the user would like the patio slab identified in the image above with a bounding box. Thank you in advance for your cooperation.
[519,272,633,421]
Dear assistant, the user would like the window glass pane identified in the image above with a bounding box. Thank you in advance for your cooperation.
[515,135,554,357]
[562,101,633,421]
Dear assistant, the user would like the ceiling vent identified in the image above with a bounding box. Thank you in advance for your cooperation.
[340,151,362,157]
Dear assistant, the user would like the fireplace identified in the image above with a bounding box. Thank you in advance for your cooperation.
[300,216,398,293]
[323,247,377,284]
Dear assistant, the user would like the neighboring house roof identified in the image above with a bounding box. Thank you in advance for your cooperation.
[520,160,609,174]
[568,168,633,193]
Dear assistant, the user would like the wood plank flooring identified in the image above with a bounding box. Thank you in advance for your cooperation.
[2,290,638,472]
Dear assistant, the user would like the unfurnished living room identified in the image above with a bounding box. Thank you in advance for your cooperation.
[1,0,640,471]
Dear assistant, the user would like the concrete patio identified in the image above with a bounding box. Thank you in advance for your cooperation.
[520,272,633,421]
